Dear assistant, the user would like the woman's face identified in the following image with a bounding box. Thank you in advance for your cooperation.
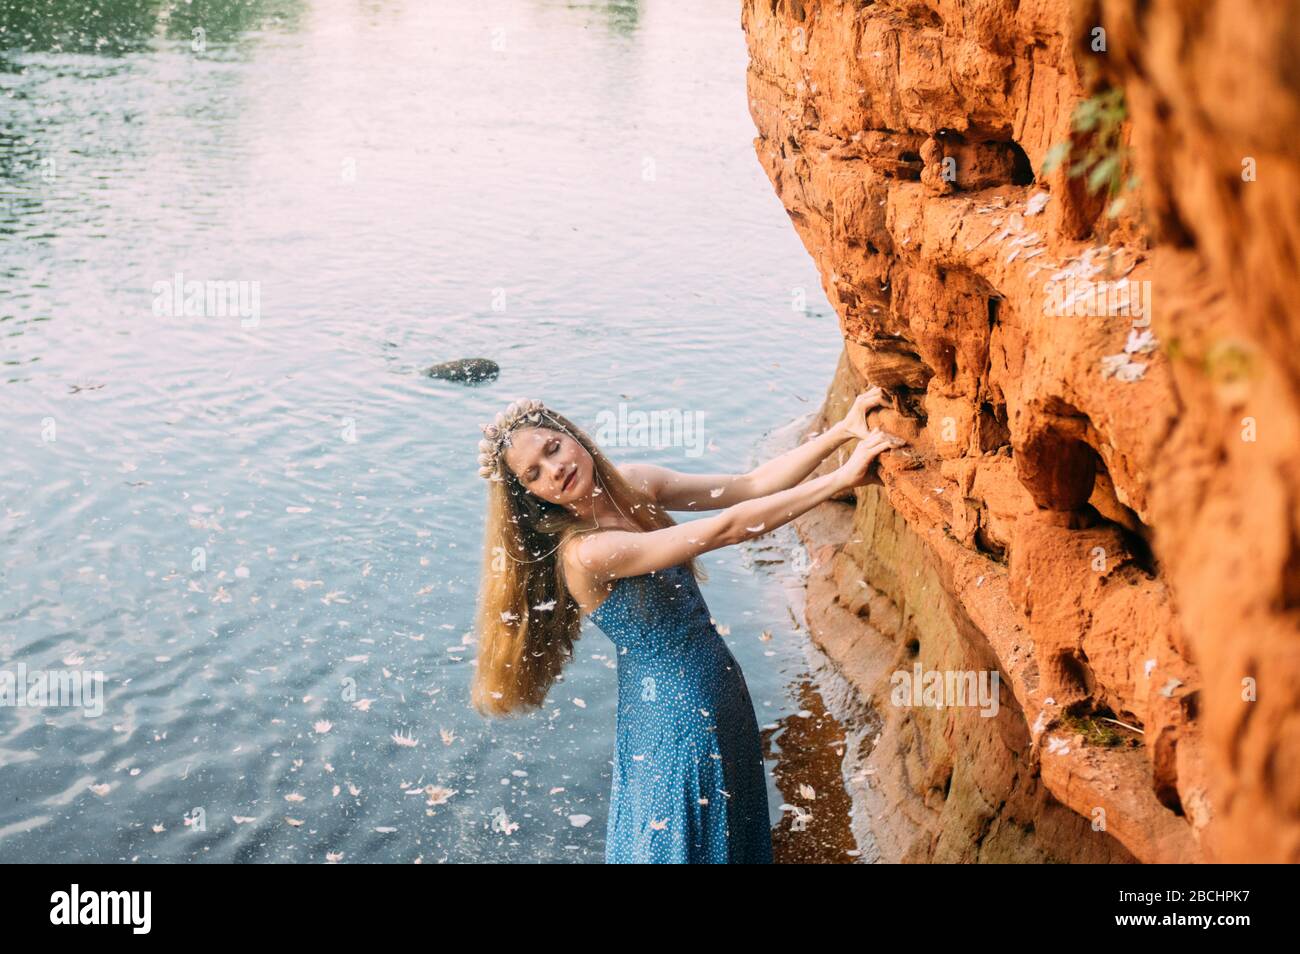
[502,426,591,505]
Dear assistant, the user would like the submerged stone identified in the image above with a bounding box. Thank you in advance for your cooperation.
[427,358,499,383]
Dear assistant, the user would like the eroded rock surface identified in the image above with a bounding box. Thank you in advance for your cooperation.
[744,0,1300,863]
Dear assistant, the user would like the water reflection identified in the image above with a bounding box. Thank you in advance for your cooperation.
[0,0,306,57]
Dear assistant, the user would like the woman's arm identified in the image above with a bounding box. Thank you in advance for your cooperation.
[571,434,901,584]
[621,397,878,511]
[619,463,757,511]
[616,426,847,513]
[743,385,893,497]
[743,420,851,498]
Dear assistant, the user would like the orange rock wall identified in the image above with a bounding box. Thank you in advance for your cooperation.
[744,0,1300,862]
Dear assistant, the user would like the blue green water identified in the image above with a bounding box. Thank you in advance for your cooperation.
[0,0,846,862]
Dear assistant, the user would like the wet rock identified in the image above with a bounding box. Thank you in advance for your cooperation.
[427,358,499,383]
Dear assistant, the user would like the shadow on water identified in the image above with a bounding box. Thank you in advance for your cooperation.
[600,0,640,36]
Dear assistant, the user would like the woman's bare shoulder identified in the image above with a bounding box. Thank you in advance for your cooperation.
[560,533,618,611]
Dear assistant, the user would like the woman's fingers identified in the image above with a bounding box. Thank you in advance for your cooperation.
[862,385,894,409]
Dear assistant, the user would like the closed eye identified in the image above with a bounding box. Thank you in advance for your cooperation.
[525,439,559,482]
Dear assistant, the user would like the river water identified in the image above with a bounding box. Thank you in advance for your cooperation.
[0,0,855,862]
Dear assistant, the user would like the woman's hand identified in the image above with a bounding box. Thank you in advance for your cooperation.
[837,428,908,489]
[837,386,894,441]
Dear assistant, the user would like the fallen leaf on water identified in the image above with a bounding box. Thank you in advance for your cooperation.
[424,785,456,806]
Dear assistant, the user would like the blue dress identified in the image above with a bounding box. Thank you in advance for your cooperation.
[587,563,773,864]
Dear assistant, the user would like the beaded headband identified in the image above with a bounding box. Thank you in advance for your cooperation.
[477,398,548,480]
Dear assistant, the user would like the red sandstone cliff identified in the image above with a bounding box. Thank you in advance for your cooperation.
[743,0,1300,863]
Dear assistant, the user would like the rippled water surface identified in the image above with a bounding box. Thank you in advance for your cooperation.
[0,0,848,862]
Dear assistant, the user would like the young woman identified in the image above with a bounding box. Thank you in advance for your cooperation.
[470,388,907,863]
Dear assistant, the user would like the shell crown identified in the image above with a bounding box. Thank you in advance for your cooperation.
[477,398,548,479]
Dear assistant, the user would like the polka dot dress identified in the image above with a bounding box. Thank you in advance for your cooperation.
[588,563,773,864]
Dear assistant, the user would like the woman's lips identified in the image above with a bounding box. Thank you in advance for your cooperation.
[562,467,575,492]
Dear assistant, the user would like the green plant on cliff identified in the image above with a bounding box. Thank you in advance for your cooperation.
[1041,86,1138,219]
[1060,710,1142,748]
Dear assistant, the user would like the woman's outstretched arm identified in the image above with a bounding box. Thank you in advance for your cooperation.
[570,428,906,583]
[743,418,852,498]
[619,426,847,513]
[745,386,894,497]
[622,386,893,511]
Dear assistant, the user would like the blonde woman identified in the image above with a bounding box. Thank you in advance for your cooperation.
[471,389,906,863]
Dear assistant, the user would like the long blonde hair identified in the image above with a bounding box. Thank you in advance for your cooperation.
[470,406,705,716]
